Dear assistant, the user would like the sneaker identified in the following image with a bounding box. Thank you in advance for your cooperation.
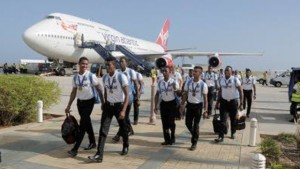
[189,144,197,151]
[214,137,224,143]
[112,134,120,142]
[88,154,102,163]
[289,118,295,123]
[67,149,77,157]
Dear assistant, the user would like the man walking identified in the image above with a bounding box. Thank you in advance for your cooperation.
[203,65,218,118]
[214,66,243,143]
[88,57,129,163]
[241,68,256,118]
[180,66,208,150]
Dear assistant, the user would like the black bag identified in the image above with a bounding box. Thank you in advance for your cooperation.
[235,116,246,130]
[212,111,228,134]
[61,114,80,144]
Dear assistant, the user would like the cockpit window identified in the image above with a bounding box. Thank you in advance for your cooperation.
[45,15,61,20]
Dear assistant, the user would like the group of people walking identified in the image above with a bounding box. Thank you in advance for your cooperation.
[65,56,257,162]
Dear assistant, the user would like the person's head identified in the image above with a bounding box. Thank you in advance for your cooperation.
[105,56,117,74]
[161,66,171,79]
[188,69,193,77]
[119,57,128,70]
[234,69,238,75]
[220,68,223,73]
[208,65,213,72]
[193,66,203,79]
[224,66,233,78]
[78,56,89,72]
[245,68,251,77]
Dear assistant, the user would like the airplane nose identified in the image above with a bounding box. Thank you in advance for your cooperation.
[23,27,35,45]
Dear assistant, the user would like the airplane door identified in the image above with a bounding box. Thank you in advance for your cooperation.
[75,32,84,47]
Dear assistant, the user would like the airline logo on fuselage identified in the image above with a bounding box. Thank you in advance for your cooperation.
[101,33,139,47]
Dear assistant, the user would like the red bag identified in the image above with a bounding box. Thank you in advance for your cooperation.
[61,114,80,144]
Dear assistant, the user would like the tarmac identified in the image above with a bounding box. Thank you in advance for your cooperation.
[0,76,298,169]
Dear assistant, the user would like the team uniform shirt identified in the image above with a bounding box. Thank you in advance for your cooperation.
[137,72,143,81]
[103,71,128,103]
[241,76,256,90]
[157,78,179,102]
[171,72,182,84]
[120,67,137,95]
[184,79,208,104]
[72,71,99,100]
[203,72,217,87]
[157,72,164,82]
[184,75,193,83]
[219,76,241,101]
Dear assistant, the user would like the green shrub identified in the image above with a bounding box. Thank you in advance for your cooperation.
[270,163,283,169]
[260,137,282,160]
[0,75,61,126]
[276,133,296,144]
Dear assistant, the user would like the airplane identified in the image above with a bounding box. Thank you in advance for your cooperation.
[23,12,262,73]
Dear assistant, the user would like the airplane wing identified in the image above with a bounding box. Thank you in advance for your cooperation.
[168,52,264,59]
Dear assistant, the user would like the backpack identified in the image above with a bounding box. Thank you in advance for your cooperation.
[61,114,80,144]
[118,69,135,94]
[73,72,101,104]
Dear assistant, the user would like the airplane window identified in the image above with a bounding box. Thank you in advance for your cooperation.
[45,16,61,20]
[51,35,54,38]
[60,36,62,39]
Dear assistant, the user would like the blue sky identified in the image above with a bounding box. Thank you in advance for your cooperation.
[1,0,300,71]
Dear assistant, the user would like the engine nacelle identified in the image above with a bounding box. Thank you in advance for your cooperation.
[208,56,222,68]
[155,54,173,69]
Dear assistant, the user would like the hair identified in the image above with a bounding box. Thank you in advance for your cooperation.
[194,66,203,71]
[105,56,117,66]
[78,56,89,63]
[119,57,127,62]
[225,65,233,71]
[246,68,251,72]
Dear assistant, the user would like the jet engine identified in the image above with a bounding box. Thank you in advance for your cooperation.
[155,54,173,69]
[208,54,222,68]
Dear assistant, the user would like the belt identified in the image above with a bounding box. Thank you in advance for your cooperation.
[221,98,236,102]
[106,102,123,106]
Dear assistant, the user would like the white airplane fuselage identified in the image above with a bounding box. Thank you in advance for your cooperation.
[23,13,165,64]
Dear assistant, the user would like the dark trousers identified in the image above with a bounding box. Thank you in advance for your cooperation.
[290,101,300,118]
[262,80,268,86]
[160,99,176,143]
[185,102,203,145]
[207,86,215,115]
[96,103,129,159]
[219,98,238,138]
[133,99,139,123]
[73,98,95,150]
[117,102,133,136]
[243,90,253,116]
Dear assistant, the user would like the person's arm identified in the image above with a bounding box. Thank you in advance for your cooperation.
[120,85,129,120]
[95,84,105,105]
[65,87,77,114]
[253,84,256,100]
[154,91,159,114]
[138,79,143,98]
[237,85,244,111]
[203,93,208,117]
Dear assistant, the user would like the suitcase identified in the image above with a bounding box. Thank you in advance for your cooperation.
[212,111,228,134]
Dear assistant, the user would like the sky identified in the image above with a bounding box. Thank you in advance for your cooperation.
[1,0,300,71]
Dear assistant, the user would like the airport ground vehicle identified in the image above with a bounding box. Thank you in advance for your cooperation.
[288,67,300,100]
[270,70,291,87]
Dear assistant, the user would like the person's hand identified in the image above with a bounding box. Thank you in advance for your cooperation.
[179,104,185,114]
[253,94,256,100]
[239,104,243,111]
[154,107,158,114]
[118,110,125,120]
[65,106,71,115]
[215,102,220,110]
[203,110,208,119]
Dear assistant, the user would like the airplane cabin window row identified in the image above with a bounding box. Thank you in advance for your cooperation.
[37,34,74,40]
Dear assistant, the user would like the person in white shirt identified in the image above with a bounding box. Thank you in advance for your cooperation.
[171,66,183,120]
[133,71,144,125]
[214,66,243,143]
[65,57,104,157]
[88,56,129,162]
[203,65,218,118]
[154,66,180,145]
[180,66,208,151]
[112,57,139,142]
[241,68,256,118]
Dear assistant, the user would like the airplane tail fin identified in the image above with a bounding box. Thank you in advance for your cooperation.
[156,18,170,51]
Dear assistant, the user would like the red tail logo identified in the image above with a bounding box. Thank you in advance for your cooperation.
[156,19,170,51]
